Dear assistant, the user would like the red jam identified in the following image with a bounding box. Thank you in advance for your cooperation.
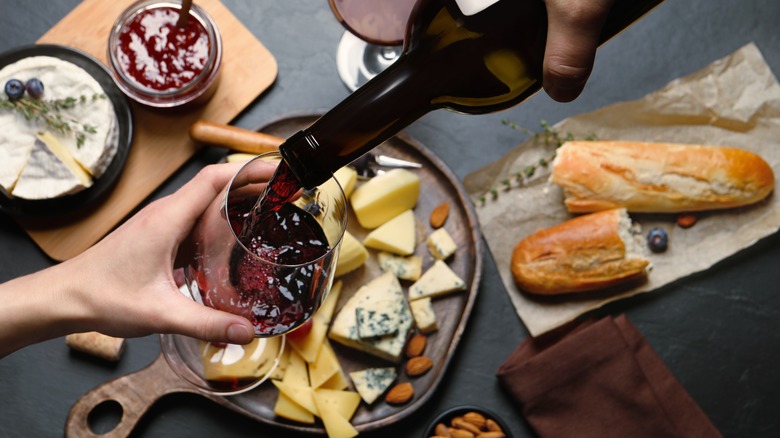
[116,6,210,92]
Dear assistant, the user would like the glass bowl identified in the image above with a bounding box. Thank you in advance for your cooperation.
[107,0,222,108]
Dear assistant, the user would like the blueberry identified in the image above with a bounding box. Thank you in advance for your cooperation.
[25,78,44,99]
[4,79,24,101]
[647,227,669,253]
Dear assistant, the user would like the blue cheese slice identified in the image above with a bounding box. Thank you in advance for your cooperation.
[427,227,458,260]
[409,260,467,301]
[329,272,413,363]
[409,297,438,334]
[377,252,423,281]
[348,367,398,405]
[356,298,401,339]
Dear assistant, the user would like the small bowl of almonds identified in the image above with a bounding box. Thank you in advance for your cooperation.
[424,405,512,438]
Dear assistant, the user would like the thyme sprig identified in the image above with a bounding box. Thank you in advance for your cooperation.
[0,93,106,148]
[476,119,597,206]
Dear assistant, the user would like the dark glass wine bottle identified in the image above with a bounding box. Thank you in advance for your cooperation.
[280,0,664,189]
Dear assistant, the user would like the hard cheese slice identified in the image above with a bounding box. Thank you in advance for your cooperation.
[363,210,416,256]
[409,260,467,301]
[335,232,369,277]
[350,168,420,229]
[313,392,359,438]
[329,272,413,363]
[288,281,343,363]
[349,367,397,405]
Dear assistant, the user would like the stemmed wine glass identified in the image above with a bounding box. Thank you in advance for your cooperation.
[328,0,419,91]
[165,152,348,394]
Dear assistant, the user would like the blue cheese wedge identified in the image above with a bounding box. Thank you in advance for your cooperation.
[329,272,413,363]
[427,228,457,260]
[409,260,467,301]
[356,298,401,339]
[377,252,423,281]
[409,297,438,334]
[349,367,398,405]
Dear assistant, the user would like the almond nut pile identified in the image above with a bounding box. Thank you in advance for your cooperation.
[429,410,506,438]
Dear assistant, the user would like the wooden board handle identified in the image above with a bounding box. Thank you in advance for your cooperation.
[65,354,199,438]
[190,120,284,154]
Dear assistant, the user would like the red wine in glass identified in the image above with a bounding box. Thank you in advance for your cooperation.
[328,0,419,90]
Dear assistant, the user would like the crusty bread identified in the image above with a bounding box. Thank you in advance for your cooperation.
[511,208,649,295]
[550,141,775,213]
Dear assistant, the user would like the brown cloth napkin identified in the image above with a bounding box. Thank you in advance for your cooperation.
[497,315,721,438]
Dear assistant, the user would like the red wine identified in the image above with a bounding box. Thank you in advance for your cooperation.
[329,0,419,46]
[279,0,664,189]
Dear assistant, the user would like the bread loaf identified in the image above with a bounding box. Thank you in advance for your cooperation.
[550,141,775,213]
[511,208,649,295]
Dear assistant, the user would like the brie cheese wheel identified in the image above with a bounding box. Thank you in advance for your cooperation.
[11,135,93,199]
[0,56,118,199]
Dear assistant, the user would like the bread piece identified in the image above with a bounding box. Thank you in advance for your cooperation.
[511,208,649,295]
[550,141,775,213]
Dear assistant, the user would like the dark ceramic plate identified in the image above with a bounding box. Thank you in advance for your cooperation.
[0,44,133,218]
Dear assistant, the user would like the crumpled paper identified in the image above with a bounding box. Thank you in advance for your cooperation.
[463,43,780,336]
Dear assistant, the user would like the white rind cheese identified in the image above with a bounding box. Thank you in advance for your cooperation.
[409,260,467,301]
[11,136,92,199]
[349,367,397,405]
[0,56,118,198]
[329,272,413,363]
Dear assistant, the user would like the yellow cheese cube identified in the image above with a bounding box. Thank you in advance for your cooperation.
[363,210,416,256]
[335,232,369,277]
[350,168,420,229]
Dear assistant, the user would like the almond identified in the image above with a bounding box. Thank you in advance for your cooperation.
[463,412,487,429]
[406,333,427,357]
[430,202,450,228]
[485,419,503,433]
[385,382,414,404]
[452,417,482,435]
[435,423,452,437]
[676,213,698,228]
[448,428,475,438]
[406,356,433,377]
[476,432,506,438]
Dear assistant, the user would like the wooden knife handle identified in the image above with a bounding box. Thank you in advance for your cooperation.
[189,120,284,154]
[65,354,200,438]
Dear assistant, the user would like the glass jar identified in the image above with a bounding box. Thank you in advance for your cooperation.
[107,0,222,108]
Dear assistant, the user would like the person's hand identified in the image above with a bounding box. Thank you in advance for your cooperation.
[0,161,275,358]
[543,0,615,102]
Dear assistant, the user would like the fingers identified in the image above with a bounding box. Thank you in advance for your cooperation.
[543,0,614,102]
[162,296,255,344]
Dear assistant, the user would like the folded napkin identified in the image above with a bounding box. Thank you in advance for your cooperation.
[497,315,721,438]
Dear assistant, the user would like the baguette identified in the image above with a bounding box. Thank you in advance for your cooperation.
[550,141,775,213]
[511,208,649,295]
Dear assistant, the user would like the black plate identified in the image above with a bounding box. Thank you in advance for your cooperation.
[0,44,133,219]
[423,405,515,438]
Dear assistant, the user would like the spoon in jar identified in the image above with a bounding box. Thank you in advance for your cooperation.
[177,0,193,27]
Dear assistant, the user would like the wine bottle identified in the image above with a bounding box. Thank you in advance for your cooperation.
[280,0,664,189]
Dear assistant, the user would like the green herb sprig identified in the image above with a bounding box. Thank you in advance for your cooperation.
[476,120,597,206]
[0,93,106,148]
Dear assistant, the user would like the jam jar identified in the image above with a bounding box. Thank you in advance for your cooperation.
[108,0,222,108]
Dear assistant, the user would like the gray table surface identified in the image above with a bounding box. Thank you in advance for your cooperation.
[1,0,779,437]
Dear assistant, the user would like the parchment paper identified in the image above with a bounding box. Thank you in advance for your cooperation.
[463,43,780,336]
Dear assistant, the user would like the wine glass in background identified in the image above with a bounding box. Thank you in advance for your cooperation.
[328,0,419,91]
[167,152,348,394]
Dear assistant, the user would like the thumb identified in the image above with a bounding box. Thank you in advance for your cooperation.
[543,0,614,102]
[163,299,255,345]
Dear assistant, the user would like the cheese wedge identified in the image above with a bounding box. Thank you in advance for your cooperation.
[409,260,467,301]
[377,252,423,281]
[283,349,311,387]
[329,272,413,363]
[11,133,93,199]
[272,380,318,416]
[320,367,351,391]
[350,168,420,229]
[335,231,369,277]
[410,297,439,334]
[427,227,458,260]
[274,391,315,424]
[288,281,342,363]
[309,340,341,389]
[363,210,416,256]
[349,367,397,405]
[313,388,362,421]
[313,392,359,438]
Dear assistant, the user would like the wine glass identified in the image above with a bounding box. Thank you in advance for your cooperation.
[169,152,347,394]
[328,0,419,91]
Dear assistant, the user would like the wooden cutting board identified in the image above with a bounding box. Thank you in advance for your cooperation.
[21,0,277,261]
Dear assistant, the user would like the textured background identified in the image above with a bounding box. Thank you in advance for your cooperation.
[1,0,779,437]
